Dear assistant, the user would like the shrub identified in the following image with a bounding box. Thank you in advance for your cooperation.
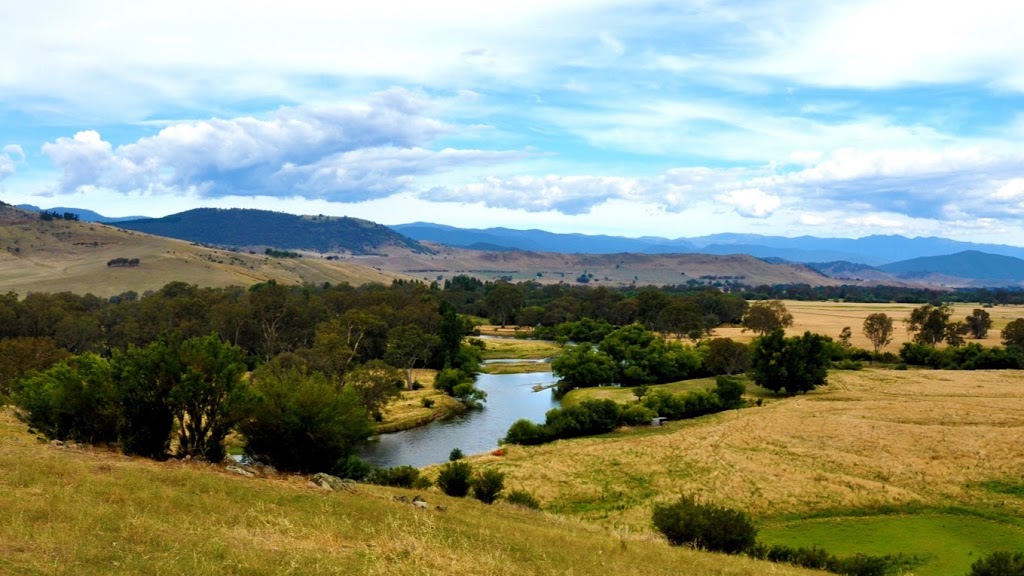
[449,447,464,461]
[970,551,1024,576]
[15,354,119,445]
[712,375,746,408]
[619,403,657,426]
[502,419,551,445]
[651,495,757,554]
[436,460,473,497]
[421,397,435,408]
[367,465,431,489]
[471,469,506,504]
[504,489,541,509]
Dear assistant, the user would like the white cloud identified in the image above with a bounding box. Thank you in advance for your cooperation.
[0,144,23,181]
[426,175,645,215]
[715,188,781,218]
[40,90,521,201]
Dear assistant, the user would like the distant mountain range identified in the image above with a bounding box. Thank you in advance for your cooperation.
[392,223,1024,266]
[114,208,432,255]
[17,204,147,223]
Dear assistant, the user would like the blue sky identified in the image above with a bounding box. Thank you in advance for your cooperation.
[3,1,1024,243]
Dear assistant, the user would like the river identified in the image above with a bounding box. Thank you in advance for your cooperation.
[360,368,560,468]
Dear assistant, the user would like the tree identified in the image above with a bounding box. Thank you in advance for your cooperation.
[862,313,894,353]
[838,326,852,348]
[171,334,254,462]
[484,283,524,327]
[384,325,440,388]
[702,338,750,375]
[1002,318,1024,349]
[471,469,506,504]
[945,320,969,348]
[0,337,70,398]
[965,308,993,339]
[550,345,617,393]
[241,364,371,474]
[905,304,951,347]
[749,330,830,396]
[436,460,473,497]
[741,300,794,336]
[111,338,181,458]
[14,354,119,444]
[343,360,403,419]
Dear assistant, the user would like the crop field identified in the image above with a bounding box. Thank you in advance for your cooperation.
[0,409,821,576]
[471,367,1024,571]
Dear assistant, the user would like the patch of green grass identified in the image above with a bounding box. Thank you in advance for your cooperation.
[562,377,720,407]
[977,480,1024,498]
[479,362,553,375]
[760,514,1024,576]
[477,338,562,360]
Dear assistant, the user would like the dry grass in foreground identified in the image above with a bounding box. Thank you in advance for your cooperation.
[477,368,1024,530]
[0,409,817,576]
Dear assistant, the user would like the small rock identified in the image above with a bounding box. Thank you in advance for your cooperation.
[49,440,65,448]
[435,505,447,512]
[412,495,425,503]
[312,472,355,492]
[225,465,255,478]
[393,495,410,503]
[413,500,429,510]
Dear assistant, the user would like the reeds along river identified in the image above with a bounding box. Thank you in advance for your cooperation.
[360,368,560,468]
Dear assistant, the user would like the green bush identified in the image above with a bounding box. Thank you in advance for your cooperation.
[651,495,757,554]
[448,447,464,461]
[421,397,435,408]
[970,551,1024,576]
[712,375,746,408]
[436,460,473,497]
[15,354,118,445]
[619,403,657,426]
[471,469,506,504]
[504,489,541,509]
[367,465,431,489]
[502,419,550,445]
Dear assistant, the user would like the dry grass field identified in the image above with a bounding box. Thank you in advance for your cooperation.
[0,408,821,576]
[375,369,468,433]
[710,300,1024,349]
[471,368,1024,531]
[0,218,403,297]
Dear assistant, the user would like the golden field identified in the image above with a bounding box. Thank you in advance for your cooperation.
[469,368,1024,531]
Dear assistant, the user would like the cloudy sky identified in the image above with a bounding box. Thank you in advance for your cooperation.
[3,1,1024,243]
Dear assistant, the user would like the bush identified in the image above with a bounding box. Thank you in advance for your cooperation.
[712,375,746,408]
[504,489,541,509]
[367,465,431,489]
[502,419,551,445]
[970,551,1024,576]
[471,469,506,504]
[436,460,473,497]
[449,447,464,461]
[241,365,371,474]
[651,495,757,554]
[619,403,657,426]
[15,354,119,445]
[421,397,435,408]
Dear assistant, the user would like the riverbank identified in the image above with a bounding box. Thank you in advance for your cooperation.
[375,369,467,434]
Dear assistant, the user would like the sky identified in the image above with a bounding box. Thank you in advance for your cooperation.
[3,1,1024,244]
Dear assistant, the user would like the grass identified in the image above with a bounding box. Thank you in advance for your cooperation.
[480,362,554,375]
[0,218,403,297]
[561,377,719,407]
[759,514,1024,576]
[472,368,1024,533]
[0,408,821,576]
[375,369,467,433]
[477,337,562,360]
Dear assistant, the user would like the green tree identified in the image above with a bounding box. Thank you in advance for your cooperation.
[749,330,830,396]
[343,360,403,419]
[905,304,951,347]
[15,354,119,444]
[471,469,506,504]
[1002,318,1024,348]
[241,364,371,474]
[741,300,794,336]
[0,337,70,398]
[862,313,894,353]
[702,338,750,375]
[384,325,440,388]
[550,345,617,393]
[171,334,254,462]
[485,283,524,328]
[965,308,993,339]
[111,338,181,459]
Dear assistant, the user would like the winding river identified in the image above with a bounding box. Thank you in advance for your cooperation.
[360,368,560,468]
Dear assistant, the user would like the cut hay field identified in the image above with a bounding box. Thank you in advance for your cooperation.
[466,368,1024,571]
[0,218,402,297]
[0,409,819,576]
[710,300,1024,349]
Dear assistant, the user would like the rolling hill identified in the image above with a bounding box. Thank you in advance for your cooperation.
[117,208,432,255]
[16,204,147,223]
[0,203,405,297]
[877,250,1024,285]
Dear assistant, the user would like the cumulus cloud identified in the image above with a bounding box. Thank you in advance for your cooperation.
[40,89,521,201]
[715,188,781,218]
[425,175,645,215]
[0,144,23,181]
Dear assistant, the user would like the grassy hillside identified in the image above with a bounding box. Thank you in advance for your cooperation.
[116,208,432,255]
[0,409,818,576]
[0,208,405,297]
[346,244,845,288]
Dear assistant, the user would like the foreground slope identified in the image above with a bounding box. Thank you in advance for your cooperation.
[0,410,816,576]
[0,205,402,296]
